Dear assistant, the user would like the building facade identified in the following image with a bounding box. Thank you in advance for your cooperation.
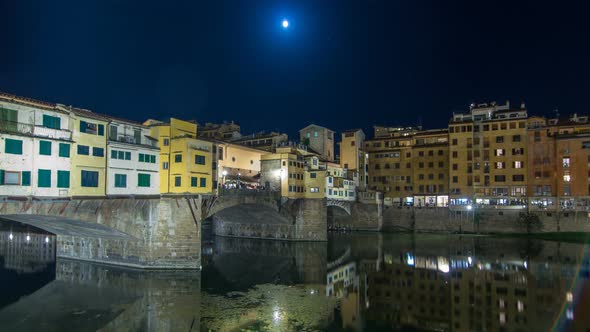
[299,124,335,162]
[340,129,368,191]
[0,93,73,197]
[212,140,265,189]
[106,118,160,196]
[411,129,449,207]
[230,131,288,151]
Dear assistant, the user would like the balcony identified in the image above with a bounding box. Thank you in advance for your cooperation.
[0,121,72,140]
[109,133,158,148]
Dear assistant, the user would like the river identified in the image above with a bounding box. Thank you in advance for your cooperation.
[0,226,589,331]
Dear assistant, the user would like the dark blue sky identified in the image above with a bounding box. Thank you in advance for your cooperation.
[0,1,588,138]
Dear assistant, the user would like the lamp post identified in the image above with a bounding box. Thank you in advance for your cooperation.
[237,172,241,189]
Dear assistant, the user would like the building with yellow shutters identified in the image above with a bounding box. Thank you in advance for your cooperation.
[144,118,213,194]
[67,106,108,197]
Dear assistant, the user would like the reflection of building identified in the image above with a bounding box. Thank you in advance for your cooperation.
[412,129,449,207]
[326,262,356,297]
[0,231,55,273]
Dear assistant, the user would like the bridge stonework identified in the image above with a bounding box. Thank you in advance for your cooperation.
[0,197,200,269]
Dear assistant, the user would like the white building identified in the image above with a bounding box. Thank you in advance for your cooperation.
[106,118,160,196]
[326,163,356,201]
[0,93,73,197]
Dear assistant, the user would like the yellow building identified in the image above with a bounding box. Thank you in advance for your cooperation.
[449,102,528,207]
[145,118,213,194]
[365,126,418,205]
[304,155,326,199]
[67,107,108,197]
[339,129,367,190]
[212,141,266,190]
[411,129,449,207]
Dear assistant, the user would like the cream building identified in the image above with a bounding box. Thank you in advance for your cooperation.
[0,93,73,197]
[299,124,335,162]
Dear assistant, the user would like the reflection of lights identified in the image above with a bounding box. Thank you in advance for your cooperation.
[466,205,472,210]
[9,233,13,240]
[310,289,316,295]
[567,292,573,302]
[517,300,524,312]
[26,235,30,242]
[566,308,574,320]
[365,300,370,309]
[406,253,415,266]
[499,312,506,325]
[437,256,450,273]
[468,256,472,265]
[273,307,281,322]
[524,261,528,269]
[45,236,49,243]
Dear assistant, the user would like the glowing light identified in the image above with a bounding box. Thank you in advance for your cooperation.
[406,253,415,266]
[45,236,49,243]
[9,233,13,240]
[567,292,573,302]
[566,308,574,320]
[524,261,528,269]
[466,205,472,210]
[468,256,472,265]
[517,300,524,312]
[282,19,289,28]
[222,170,228,176]
[26,235,30,242]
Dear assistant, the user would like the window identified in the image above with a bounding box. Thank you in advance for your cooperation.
[564,175,571,182]
[212,162,217,170]
[163,138,170,146]
[175,176,182,187]
[191,177,198,187]
[98,124,104,136]
[57,170,70,188]
[162,162,169,170]
[452,151,458,158]
[80,120,97,134]
[38,169,51,188]
[496,136,504,143]
[92,147,104,157]
[495,149,505,156]
[494,175,506,182]
[59,143,70,157]
[21,171,30,186]
[200,177,207,187]
[115,174,127,188]
[5,138,23,155]
[195,155,206,165]
[77,145,90,155]
[310,187,320,193]
[310,172,316,178]
[3,171,20,185]
[81,170,99,187]
[513,174,525,182]
[306,132,310,138]
[138,173,151,187]
[39,140,52,155]
[175,154,182,162]
[452,139,458,145]
[514,161,523,169]
[512,135,521,142]
[42,114,61,129]
[452,176,458,183]
[314,131,318,137]
[495,162,505,169]
[125,151,131,160]
[563,158,570,168]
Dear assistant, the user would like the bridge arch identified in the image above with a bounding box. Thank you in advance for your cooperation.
[326,199,352,215]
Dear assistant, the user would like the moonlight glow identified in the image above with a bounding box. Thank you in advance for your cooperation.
[282,19,289,28]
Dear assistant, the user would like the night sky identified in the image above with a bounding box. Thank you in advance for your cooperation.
[0,1,588,138]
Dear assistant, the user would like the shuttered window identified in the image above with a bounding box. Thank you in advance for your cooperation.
[138,173,150,187]
[59,143,70,157]
[42,115,61,129]
[81,170,99,187]
[115,174,127,188]
[39,141,52,155]
[92,147,104,157]
[57,170,70,188]
[191,177,198,187]
[200,177,207,188]
[5,138,23,154]
[21,171,31,186]
[38,169,51,188]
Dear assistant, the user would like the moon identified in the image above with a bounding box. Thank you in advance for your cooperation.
[282,19,289,28]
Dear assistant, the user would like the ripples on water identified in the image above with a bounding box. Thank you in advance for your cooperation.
[0,227,589,331]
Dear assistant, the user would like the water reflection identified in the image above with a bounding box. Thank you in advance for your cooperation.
[0,228,589,331]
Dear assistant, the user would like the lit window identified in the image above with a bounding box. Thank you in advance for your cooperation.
[514,161,523,169]
[517,300,524,312]
[499,312,506,325]
[563,157,570,168]
[564,175,571,182]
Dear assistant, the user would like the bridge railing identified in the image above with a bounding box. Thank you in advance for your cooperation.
[217,188,281,199]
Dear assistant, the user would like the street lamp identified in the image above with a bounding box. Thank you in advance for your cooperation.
[238,172,241,189]
[222,170,228,188]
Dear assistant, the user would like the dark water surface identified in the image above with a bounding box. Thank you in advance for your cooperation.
[0,228,589,331]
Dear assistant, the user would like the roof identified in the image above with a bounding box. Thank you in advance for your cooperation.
[0,91,57,110]
[299,123,335,133]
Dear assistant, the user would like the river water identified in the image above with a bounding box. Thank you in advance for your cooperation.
[0,227,589,331]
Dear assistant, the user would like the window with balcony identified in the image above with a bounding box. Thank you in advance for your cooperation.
[42,115,61,129]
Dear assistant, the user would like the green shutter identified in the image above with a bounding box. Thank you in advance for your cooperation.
[0,170,4,185]
[59,143,70,158]
[39,141,52,155]
[98,124,104,136]
[57,170,70,188]
[38,169,51,188]
[138,173,150,187]
[80,121,87,133]
[5,139,23,155]
[115,174,127,188]
[139,153,144,162]
[21,171,31,186]
[43,115,61,129]
[118,151,124,159]
[111,150,117,158]
[150,155,156,163]
[200,177,207,188]
[0,108,18,132]
[125,151,131,160]
[191,177,198,187]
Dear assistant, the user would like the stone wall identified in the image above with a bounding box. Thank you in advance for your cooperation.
[328,202,382,231]
[0,197,200,269]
